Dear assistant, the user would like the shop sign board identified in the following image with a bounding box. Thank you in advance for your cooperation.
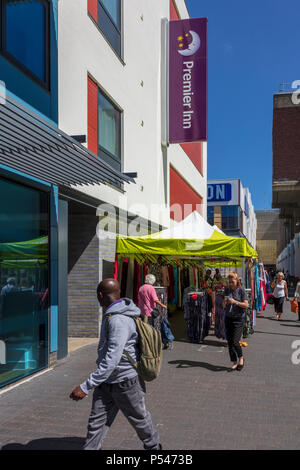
[207,180,240,206]
[169,17,207,143]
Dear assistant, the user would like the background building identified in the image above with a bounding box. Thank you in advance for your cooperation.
[207,179,256,248]
[255,209,283,269]
[273,89,300,276]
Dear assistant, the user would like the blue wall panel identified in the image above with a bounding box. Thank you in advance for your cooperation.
[0,0,58,123]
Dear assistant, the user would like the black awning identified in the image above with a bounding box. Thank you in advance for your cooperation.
[0,93,135,188]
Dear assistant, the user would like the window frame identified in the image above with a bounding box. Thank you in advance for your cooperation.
[89,0,123,61]
[221,205,241,231]
[97,86,123,176]
[0,0,51,91]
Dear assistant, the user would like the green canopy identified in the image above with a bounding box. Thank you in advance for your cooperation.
[116,212,257,264]
[0,237,48,261]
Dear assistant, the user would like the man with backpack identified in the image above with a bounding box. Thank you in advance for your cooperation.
[69,278,162,451]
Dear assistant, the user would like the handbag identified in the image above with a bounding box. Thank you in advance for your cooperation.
[290,300,299,314]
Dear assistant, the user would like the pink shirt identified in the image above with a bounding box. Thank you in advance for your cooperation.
[138,284,158,317]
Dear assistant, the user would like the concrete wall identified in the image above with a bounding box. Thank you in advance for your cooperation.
[277,233,300,277]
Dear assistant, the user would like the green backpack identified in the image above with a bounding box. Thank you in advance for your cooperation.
[106,315,162,382]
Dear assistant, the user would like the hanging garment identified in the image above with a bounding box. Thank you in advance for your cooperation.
[161,265,170,287]
[152,286,168,332]
[255,264,262,312]
[183,286,197,319]
[117,257,123,285]
[150,263,163,286]
[189,267,194,286]
[181,267,190,290]
[171,265,178,305]
[167,265,175,301]
[144,263,149,277]
[140,263,144,286]
[243,290,254,338]
[214,294,226,340]
[133,260,141,305]
[120,258,129,298]
[126,258,135,299]
[178,266,182,307]
[185,292,210,343]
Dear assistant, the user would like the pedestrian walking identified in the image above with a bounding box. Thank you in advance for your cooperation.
[271,272,289,321]
[293,280,300,322]
[69,278,161,451]
[138,274,167,326]
[223,272,249,371]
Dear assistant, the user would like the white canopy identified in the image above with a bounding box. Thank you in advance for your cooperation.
[152,211,223,239]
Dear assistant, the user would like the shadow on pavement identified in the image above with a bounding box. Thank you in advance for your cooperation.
[203,339,227,348]
[1,437,85,450]
[254,330,300,337]
[168,359,229,372]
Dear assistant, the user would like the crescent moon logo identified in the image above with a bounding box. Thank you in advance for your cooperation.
[178,30,201,56]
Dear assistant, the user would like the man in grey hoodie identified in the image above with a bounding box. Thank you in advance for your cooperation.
[70,278,161,450]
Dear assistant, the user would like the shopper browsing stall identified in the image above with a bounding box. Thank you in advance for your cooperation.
[223,272,248,371]
[138,274,167,326]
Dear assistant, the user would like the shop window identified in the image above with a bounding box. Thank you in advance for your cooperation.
[98,88,122,174]
[0,176,49,389]
[97,0,121,57]
[0,0,50,88]
[207,206,214,226]
[221,205,241,231]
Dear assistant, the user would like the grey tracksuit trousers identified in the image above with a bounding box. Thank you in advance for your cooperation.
[83,376,160,450]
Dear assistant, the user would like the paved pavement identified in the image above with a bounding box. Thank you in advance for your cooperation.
[1,301,300,450]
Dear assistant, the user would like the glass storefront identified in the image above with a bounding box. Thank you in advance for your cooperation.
[221,205,242,231]
[0,176,49,388]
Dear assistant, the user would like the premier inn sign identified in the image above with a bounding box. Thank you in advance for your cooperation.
[169,18,207,143]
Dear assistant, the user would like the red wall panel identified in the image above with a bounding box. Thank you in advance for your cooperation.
[170,165,203,221]
[88,0,98,22]
[87,77,98,155]
[180,142,203,175]
[170,0,180,20]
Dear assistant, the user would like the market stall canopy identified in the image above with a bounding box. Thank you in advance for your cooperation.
[0,236,48,263]
[116,211,258,262]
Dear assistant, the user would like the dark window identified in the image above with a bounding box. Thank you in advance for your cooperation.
[98,88,122,174]
[97,0,121,57]
[221,205,241,231]
[0,176,49,389]
[207,206,214,226]
[0,0,50,88]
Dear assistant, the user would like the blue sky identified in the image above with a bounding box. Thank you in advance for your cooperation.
[186,0,300,209]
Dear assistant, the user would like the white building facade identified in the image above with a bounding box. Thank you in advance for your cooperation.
[57,0,207,337]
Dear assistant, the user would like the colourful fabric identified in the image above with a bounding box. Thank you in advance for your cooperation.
[138,284,159,317]
[114,254,118,280]
[167,265,175,301]
[141,263,144,286]
[133,260,141,305]
[120,258,129,298]
[161,265,170,287]
[171,266,179,305]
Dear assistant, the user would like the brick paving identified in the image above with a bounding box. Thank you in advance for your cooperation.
[1,302,300,450]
